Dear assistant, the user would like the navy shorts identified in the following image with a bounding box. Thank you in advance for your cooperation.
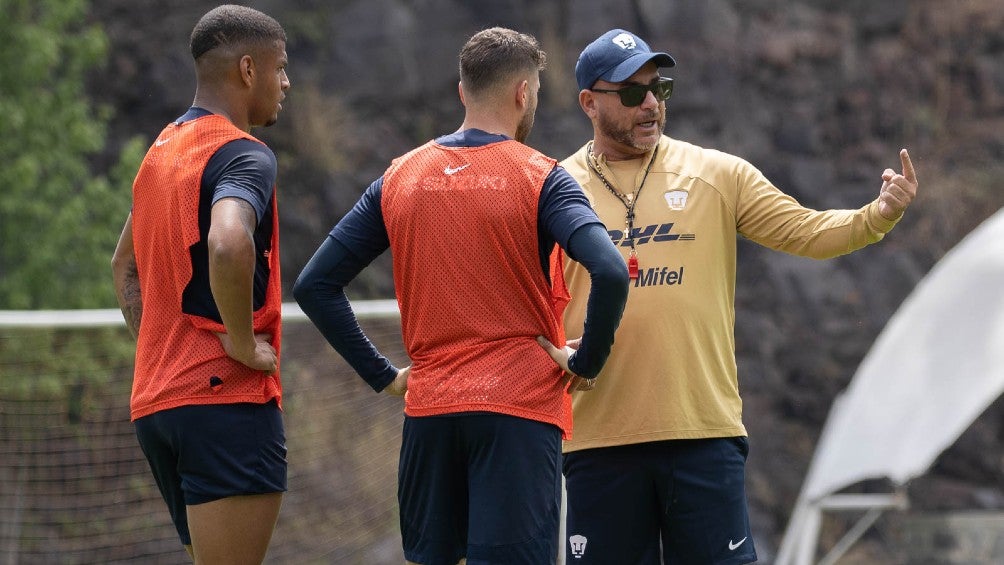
[133,400,287,545]
[398,413,562,565]
[563,437,756,565]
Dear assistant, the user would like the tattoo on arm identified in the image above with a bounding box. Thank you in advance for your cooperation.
[121,260,143,340]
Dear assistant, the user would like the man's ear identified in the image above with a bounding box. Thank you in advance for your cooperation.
[239,54,255,87]
[458,81,466,106]
[579,89,597,118]
[516,79,528,109]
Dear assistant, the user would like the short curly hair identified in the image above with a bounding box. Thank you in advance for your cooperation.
[190,4,286,60]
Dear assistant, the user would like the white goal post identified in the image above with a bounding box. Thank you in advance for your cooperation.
[0,299,401,328]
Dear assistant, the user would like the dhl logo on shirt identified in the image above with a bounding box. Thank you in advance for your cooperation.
[604,223,692,288]
[607,222,695,246]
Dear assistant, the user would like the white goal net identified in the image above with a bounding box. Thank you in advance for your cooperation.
[0,301,406,564]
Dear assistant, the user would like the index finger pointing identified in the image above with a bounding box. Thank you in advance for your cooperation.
[899,148,917,184]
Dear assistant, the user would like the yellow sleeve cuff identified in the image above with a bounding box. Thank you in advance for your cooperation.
[866,199,901,234]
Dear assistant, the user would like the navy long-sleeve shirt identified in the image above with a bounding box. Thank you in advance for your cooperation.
[294,129,628,391]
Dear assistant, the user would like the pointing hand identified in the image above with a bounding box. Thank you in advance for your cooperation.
[877,148,918,221]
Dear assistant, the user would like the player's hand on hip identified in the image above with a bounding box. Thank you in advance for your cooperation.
[536,336,597,392]
[384,366,409,397]
[877,148,918,220]
[216,332,278,374]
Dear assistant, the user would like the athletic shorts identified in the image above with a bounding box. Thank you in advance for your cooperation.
[133,399,287,545]
[398,413,562,565]
[563,437,756,565]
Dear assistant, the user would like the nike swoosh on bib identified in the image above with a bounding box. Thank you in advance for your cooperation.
[443,164,470,175]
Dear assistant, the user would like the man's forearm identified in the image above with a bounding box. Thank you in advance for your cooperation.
[208,199,259,349]
[209,235,257,345]
[565,223,630,378]
[569,261,629,377]
[114,259,143,340]
[293,236,398,391]
[111,215,142,340]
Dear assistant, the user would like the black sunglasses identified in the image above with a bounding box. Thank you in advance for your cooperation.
[590,77,674,107]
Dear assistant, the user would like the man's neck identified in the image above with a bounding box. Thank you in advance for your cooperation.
[192,91,249,132]
[459,108,516,139]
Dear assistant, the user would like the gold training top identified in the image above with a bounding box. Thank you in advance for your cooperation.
[560,135,899,452]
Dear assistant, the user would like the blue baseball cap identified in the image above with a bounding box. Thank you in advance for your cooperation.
[575,29,676,90]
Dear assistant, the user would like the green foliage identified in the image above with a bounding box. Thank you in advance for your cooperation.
[0,326,135,402]
[0,0,140,309]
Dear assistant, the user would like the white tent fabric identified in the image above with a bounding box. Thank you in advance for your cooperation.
[777,208,1004,565]
[800,207,1004,501]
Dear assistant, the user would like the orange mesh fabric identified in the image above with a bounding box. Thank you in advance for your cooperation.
[130,115,282,421]
[549,246,571,337]
[381,139,573,437]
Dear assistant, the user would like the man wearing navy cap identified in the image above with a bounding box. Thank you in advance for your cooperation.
[549,28,918,564]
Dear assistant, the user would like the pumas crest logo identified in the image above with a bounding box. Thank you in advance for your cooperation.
[612,33,636,50]
[569,534,588,559]
[664,189,689,211]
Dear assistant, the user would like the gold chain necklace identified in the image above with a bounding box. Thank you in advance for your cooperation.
[586,142,659,279]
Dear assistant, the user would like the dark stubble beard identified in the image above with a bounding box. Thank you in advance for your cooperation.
[515,102,536,143]
[597,105,666,154]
